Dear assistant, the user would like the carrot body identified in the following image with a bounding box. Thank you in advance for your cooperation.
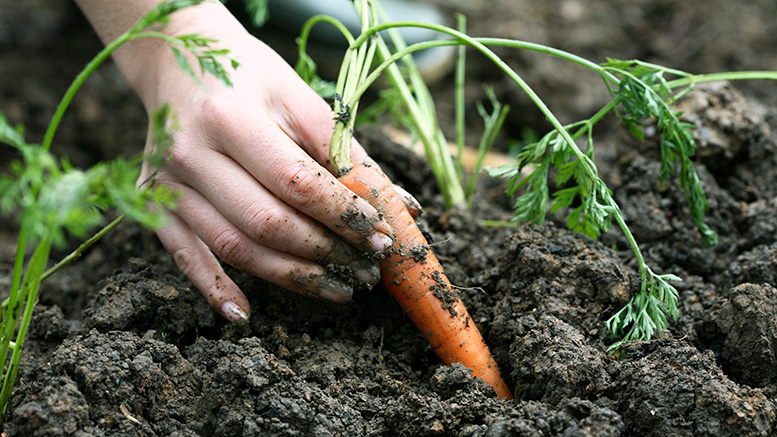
[340,163,513,399]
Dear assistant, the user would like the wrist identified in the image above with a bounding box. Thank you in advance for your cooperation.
[78,0,249,110]
[129,2,251,109]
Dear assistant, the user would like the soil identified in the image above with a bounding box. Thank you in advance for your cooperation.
[2,1,777,435]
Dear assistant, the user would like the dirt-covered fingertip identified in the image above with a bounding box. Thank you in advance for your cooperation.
[350,258,381,286]
[317,277,353,303]
[221,300,250,323]
[311,276,353,303]
[366,231,394,253]
[202,273,251,323]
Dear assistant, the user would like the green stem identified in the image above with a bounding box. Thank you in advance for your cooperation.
[351,23,596,180]
[328,0,463,208]
[0,224,28,393]
[608,199,648,284]
[370,3,464,206]
[41,19,235,152]
[330,21,624,204]
[351,23,617,80]
[328,0,374,174]
[465,102,510,205]
[0,233,52,422]
[41,31,134,151]
[455,14,467,183]
[329,122,352,175]
[375,37,466,206]
[481,220,519,227]
[297,14,355,51]
[41,214,127,282]
[668,70,777,87]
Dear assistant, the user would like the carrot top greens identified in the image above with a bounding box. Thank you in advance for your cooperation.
[0,0,237,423]
[290,0,777,350]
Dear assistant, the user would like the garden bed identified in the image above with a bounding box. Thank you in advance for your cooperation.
[2,1,777,435]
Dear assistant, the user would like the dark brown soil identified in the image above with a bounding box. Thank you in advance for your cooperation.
[2,1,777,436]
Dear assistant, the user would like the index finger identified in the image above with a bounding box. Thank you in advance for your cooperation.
[199,100,394,252]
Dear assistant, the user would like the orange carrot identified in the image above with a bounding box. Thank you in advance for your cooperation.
[340,162,513,400]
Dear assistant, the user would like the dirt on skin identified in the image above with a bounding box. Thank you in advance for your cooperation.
[3,1,777,436]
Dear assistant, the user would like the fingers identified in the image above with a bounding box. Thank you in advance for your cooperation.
[180,104,394,252]
[125,29,410,325]
[262,63,371,172]
[167,176,381,287]
[155,213,251,322]
[136,38,399,323]
[157,209,364,323]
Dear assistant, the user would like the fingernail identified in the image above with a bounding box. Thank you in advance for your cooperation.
[367,232,394,252]
[351,259,381,285]
[222,301,250,322]
[318,279,353,303]
[393,184,423,218]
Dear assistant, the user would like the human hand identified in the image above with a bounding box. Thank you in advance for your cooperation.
[76,1,396,321]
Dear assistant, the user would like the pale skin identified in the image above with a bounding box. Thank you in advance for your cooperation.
[74,0,396,321]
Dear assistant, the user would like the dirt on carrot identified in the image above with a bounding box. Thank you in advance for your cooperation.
[430,270,459,318]
[338,162,513,399]
[407,244,429,263]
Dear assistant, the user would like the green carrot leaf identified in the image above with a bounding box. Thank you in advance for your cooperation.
[244,0,270,27]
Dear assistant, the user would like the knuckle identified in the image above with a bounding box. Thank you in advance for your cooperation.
[166,142,198,171]
[315,237,350,264]
[244,205,288,243]
[211,229,248,267]
[279,164,326,209]
[162,95,245,172]
[278,95,333,140]
[199,95,237,133]
[171,247,198,277]
[150,170,178,188]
